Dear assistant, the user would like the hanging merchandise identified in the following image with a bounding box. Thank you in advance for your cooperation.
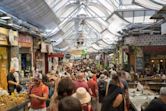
[95,54,101,61]
[10,57,19,71]
[41,42,47,53]
[9,30,18,46]
[48,44,53,53]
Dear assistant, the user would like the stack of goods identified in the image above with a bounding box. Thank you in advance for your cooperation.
[0,92,28,111]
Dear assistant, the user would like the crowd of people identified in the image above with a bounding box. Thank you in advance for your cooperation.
[7,61,166,111]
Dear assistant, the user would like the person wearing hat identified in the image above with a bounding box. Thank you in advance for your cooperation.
[74,72,92,95]
[73,87,93,111]
[28,73,49,111]
[145,87,166,111]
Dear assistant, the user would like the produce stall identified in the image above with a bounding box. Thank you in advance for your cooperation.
[0,92,28,111]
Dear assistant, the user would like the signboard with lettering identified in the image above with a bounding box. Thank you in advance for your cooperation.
[0,27,8,46]
[18,34,32,47]
[0,34,8,45]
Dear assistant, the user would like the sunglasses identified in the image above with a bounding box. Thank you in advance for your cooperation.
[34,79,40,82]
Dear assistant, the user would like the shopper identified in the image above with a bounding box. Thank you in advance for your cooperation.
[98,74,107,103]
[87,73,98,111]
[58,96,82,111]
[28,73,49,111]
[49,78,75,111]
[73,87,93,111]
[118,71,129,110]
[7,68,21,95]
[101,74,125,111]
[42,74,55,107]
[144,87,166,111]
[74,72,92,95]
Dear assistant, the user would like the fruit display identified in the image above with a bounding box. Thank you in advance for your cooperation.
[0,92,28,111]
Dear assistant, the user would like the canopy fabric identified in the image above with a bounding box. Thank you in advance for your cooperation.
[0,0,165,52]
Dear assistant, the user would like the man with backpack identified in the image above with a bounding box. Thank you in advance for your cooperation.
[28,73,49,111]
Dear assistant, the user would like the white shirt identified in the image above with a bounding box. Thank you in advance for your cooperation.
[13,72,19,83]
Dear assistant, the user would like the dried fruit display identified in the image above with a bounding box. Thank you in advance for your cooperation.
[0,92,28,111]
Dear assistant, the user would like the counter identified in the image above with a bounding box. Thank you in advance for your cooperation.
[7,100,29,111]
[128,82,166,91]
[129,89,158,111]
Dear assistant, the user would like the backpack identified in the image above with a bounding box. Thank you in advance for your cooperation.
[98,80,107,96]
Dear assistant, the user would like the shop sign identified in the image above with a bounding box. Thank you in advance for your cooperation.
[143,46,166,53]
[48,53,64,58]
[0,34,8,45]
[0,27,8,45]
[18,35,32,47]
[9,30,18,46]
[0,27,8,36]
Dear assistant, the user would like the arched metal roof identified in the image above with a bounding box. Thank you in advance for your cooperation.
[0,0,165,52]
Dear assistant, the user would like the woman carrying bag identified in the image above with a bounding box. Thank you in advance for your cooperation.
[101,74,126,111]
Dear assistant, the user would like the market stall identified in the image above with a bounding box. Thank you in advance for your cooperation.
[0,91,28,111]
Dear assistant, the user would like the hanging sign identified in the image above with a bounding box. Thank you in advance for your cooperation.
[0,27,8,45]
[48,53,64,58]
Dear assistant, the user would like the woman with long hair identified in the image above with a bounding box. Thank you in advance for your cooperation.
[101,74,125,111]
[49,78,75,111]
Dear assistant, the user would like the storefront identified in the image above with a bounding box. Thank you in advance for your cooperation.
[33,38,43,74]
[48,53,64,72]
[35,41,53,74]
[18,33,33,74]
[0,27,9,89]
[143,46,166,75]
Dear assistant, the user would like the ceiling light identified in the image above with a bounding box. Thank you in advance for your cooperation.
[0,16,11,20]
[8,23,13,26]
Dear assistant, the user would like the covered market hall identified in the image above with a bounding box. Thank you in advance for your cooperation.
[0,0,166,111]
